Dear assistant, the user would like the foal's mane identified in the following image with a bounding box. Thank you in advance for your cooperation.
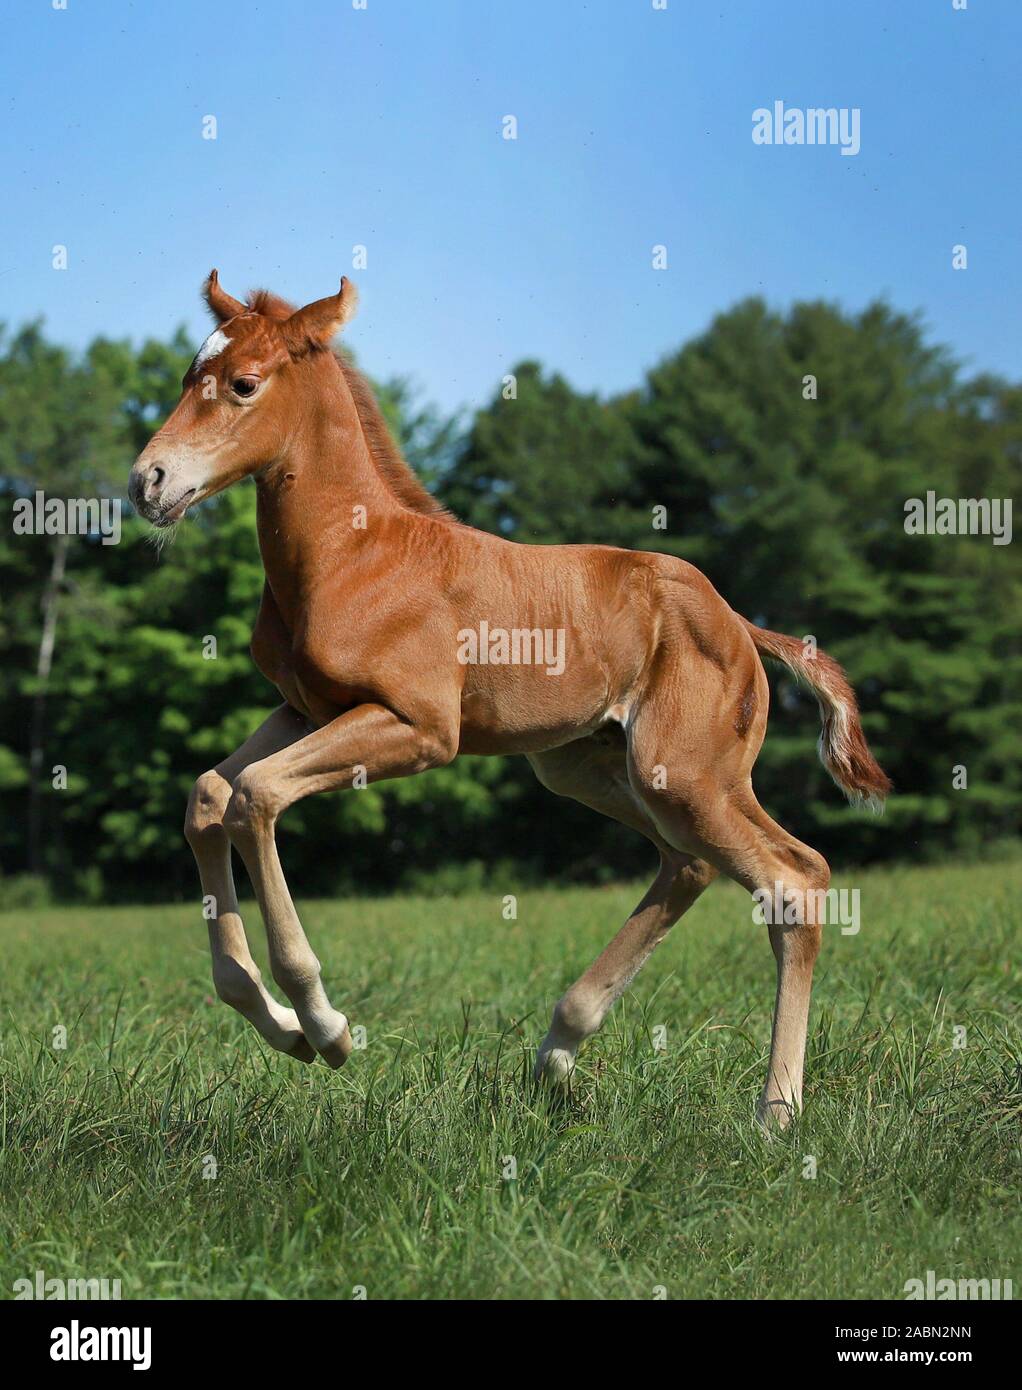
[247,288,452,521]
[338,359,453,520]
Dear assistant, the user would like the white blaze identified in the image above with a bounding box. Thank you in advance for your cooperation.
[193,328,230,369]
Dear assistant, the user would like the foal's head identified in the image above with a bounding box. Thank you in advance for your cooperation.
[129,271,358,526]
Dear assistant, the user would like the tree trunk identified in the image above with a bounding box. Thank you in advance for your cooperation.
[28,532,70,876]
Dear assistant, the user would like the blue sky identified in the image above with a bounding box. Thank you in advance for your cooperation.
[1,0,1018,415]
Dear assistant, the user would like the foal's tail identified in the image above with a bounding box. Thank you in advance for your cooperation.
[740,618,892,812]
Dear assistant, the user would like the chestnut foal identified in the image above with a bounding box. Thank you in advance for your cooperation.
[129,273,890,1126]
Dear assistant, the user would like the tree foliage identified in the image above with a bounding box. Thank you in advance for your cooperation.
[0,300,1017,901]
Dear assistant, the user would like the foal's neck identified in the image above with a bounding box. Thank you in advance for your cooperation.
[254,383,406,621]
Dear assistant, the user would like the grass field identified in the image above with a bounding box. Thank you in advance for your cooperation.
[1,859,1019,1300]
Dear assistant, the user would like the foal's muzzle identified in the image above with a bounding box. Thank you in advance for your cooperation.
[129,462,195,526]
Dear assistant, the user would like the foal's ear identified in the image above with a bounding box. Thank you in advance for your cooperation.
[202,269,247,324]
[283,279,359,354]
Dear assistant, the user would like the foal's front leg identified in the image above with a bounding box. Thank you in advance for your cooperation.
[185,703,316,1060]
[222,702,456,1067]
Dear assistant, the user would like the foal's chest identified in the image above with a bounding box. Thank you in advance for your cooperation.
[250,585,371,727]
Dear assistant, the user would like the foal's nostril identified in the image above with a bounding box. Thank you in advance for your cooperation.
[144,464,166,501]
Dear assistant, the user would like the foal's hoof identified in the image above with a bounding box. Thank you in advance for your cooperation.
[284,1034,317,1065]
[755,1095,796,1134]
[318,1022,354,1070]
[535,1046,576,1088]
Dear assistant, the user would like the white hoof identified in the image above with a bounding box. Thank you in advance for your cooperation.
[755,1094,796,1133]
[536,1045,576,1087]
[305,1010,353,1069]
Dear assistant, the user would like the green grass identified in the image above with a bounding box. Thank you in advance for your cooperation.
[1,859,1019,1300]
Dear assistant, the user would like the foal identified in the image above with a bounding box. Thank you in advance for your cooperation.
[129,273,890,1126]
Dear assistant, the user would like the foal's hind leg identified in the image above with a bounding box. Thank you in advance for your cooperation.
[627,719,828,1128]
[528,740,717,1085]
[536,852,717,1084]
[185,703,315,1061]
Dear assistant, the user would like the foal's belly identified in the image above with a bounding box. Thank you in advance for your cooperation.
[457,713,607,758]
[454,661,625,756]
[264,613,640,755]
[274,667,626,759]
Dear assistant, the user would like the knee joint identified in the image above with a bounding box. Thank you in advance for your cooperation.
[223,771,278,841]
[185,770,231,846]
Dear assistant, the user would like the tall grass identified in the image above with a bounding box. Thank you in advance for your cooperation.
[0,860,1018,1299]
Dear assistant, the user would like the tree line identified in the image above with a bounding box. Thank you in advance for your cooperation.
[0,297,1018,904]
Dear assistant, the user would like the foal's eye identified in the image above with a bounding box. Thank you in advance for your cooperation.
[232,376,259,397]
